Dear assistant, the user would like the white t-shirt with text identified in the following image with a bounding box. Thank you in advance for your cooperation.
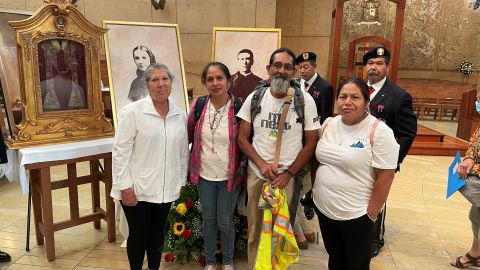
[237,88,320,179]
[312,114,399,221]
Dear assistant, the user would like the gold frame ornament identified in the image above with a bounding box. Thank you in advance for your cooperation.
[7,0,113,148]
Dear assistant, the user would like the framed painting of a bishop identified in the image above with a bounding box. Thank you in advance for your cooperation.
[39,39,88,112]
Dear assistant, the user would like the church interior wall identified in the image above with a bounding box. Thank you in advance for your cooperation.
[339,0,479,84]
[275,0,336,81]
[1,0,478,98]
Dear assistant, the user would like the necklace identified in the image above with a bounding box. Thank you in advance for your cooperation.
[207,98,229,154]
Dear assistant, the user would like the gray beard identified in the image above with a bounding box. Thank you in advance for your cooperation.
[271,76,290,95]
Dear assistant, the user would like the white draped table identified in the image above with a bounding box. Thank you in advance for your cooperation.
[6,138,116,261]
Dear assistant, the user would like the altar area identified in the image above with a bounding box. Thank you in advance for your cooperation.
[0,143,475,269]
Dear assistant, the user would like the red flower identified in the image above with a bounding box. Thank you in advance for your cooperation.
[185,198,194,209]
[165,252,175,262]
[182,229,192,240]
[199,255,206,265]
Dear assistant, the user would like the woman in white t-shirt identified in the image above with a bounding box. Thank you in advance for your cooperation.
[187,62,244,270]
[312,77,399,270]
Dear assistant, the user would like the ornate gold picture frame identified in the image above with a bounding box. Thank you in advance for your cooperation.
[103,21,189,125]
[7,1,113,148]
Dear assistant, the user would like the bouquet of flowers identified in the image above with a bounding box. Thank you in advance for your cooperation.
[164,184,204,264]
[458,61,476,75]
[164,184,248,265]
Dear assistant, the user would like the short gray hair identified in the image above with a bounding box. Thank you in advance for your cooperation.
[144,63,175,84]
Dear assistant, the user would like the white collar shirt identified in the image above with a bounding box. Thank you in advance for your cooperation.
[300,73,318,92]
[368,76,387,100]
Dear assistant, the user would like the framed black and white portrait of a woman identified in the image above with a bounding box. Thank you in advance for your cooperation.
[0,8,33,138]
[103,21,188,125]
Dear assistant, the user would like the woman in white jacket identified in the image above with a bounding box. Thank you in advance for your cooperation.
[111,63,189,270]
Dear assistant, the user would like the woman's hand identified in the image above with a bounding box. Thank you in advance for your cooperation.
[121,188,138,206]
[457,158,475,179]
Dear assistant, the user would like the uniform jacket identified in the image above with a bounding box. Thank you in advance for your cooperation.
[369,79,417,164]
[303,74,334,124]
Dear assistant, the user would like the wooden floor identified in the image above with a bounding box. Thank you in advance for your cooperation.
[0,121,475,269]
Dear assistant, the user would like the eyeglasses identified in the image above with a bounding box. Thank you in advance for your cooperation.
[271,62,295,71]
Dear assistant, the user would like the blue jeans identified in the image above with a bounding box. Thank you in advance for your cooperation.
[198,177,241,264]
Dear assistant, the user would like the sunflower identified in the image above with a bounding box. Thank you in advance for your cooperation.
[173,221,185,236]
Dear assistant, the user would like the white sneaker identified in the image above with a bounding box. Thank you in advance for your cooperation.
[204,264,216,270]
[222,264,234,270]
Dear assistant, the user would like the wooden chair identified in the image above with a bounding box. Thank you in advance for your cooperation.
[406,87,421,118]
[438,87,462,120]
[420,86,440,120]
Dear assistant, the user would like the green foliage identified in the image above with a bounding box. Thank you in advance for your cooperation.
[164,184,203,263]
[164,183,248,264]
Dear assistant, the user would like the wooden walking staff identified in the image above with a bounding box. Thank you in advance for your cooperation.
[272,88,295,175]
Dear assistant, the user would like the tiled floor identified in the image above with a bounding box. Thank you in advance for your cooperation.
[0,121,475,269]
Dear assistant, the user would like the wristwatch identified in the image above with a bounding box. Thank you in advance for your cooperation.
[367,212,378,223]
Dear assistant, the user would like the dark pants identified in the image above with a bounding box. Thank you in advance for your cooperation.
[371,206,386,249]
[316,207,373,270]
[121,201,172,270]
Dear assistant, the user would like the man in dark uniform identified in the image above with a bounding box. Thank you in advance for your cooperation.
[0,130,10,263]
[364,46,417,258]
[295,52,333,124]
[293,52,334,249]
[229,49,262,101]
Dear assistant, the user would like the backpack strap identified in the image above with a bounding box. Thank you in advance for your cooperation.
[292,87,305,133]
[369,119,381,147]
[319,117,333,138]
[250,85,268,123]
[232,96,243,124]
[193,95,208,123]
[233,96,243,115]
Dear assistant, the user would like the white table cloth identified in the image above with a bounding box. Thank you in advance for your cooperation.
[6,138,113,194]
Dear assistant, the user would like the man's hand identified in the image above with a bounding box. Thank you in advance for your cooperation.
[258,162,282,180]
[457,158,475,179]
[271,172,291,189]
[121,188,138,206]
